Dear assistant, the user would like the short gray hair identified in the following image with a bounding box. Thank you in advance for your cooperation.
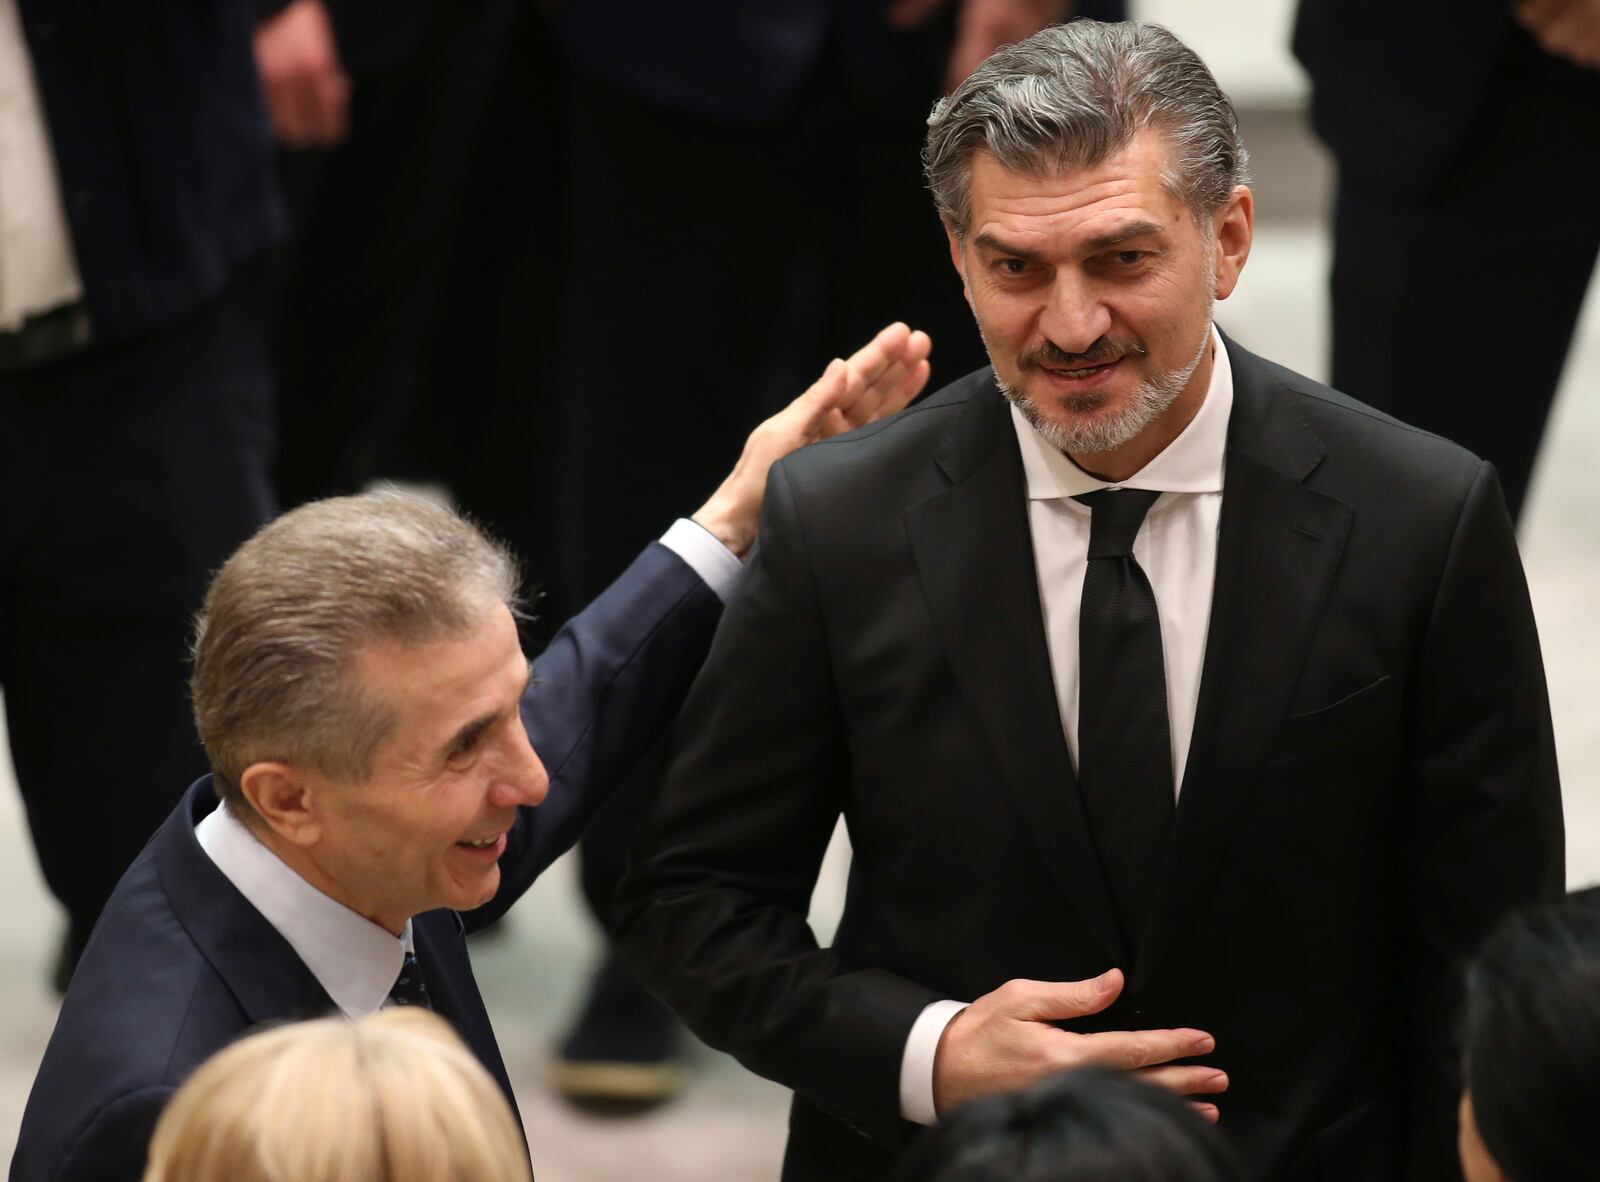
[191,491,520,813]
[925,20,1250,237]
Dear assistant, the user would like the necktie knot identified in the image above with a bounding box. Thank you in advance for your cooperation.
[1075,488,1161,559]
[389,948,431,1010]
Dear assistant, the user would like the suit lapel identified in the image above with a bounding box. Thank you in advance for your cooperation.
[414,909,524,1128]
[905,384,1128,968]
[159,781,335,1024]
[1131,341,1354,992]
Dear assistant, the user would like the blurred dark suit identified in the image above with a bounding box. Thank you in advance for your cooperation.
[1,0,280,967]
[1295,0,1600,520]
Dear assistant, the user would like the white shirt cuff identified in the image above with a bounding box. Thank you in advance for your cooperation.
[899,999,969,1125]
[659,518,743,604]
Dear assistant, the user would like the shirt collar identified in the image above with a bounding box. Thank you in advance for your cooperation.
[1012,323,1233,501]
[195,803,410,1018]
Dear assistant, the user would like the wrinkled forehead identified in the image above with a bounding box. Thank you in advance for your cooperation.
[959,128,1191,234]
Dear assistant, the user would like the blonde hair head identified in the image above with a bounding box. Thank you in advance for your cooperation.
[143,1010,531,1182]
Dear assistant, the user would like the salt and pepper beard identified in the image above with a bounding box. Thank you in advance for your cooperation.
[992,312,1213,456]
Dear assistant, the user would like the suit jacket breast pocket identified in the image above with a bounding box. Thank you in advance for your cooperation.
[1268,674,1394,763]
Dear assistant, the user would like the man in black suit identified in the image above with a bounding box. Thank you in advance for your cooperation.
[1294,0,1600,522]
[9,330,930,1182]
[618,22,1564,1182]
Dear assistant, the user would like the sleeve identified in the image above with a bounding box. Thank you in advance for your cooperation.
[615,462,942,1145]
[53,1087,174,1182]
[465,541,723,930]
[1401,460,1565,1180]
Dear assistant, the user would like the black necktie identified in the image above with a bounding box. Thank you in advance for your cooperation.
[389,947,431,1010]
[1074,488,1175,952]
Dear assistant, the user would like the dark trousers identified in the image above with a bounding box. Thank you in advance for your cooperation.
[271,0,522,508]
[1328,46,1600,522]
[0,277,275,954]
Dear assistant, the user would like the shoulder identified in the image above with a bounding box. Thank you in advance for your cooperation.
[1229,340,1486,497]
[14,853,251,1181]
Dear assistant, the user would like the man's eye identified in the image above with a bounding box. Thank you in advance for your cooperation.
[998,258,1030,276]
[1112,250,1146,265]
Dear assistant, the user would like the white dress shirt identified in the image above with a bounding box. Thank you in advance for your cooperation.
[197,802,409,1018]
[0,0,83,331]
[898,325,1235,1125]
[191,519,741,1015]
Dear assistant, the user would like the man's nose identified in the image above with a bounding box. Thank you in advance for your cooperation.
[1038,273,1112,356]
[489,725,549,809]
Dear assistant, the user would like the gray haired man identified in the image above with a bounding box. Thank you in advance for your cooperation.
[618,21,1563,1182]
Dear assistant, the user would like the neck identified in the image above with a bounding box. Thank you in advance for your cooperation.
[243,817,408,937]
[1067,337,1214,482]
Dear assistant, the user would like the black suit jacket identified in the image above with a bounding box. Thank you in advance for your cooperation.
[617,339,1564,1182]
[11,541,722,1182]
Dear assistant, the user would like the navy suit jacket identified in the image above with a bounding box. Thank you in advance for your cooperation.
[15,0,284,343]
[10,541,722,1182]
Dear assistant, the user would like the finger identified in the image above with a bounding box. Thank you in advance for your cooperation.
[1190,1101,1220,1125]
[1004,969,1124,1021]
[845,322,912,386]
[1075,1026,1216,1070]
[1135,1064,1229,1096]
[885,355,932,413]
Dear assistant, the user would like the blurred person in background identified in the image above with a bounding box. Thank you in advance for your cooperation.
[1294,0,1600,523]
[0,0,282,991]
[142,1010,532,1182]
[9,327,927,1182]
[543,0,1127,1111]
[1456,886,1600,1182]
[889,1067,1242,1182]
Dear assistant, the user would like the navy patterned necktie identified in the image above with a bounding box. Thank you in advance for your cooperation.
[389,947,431,1010]
[1074,488,1176,952]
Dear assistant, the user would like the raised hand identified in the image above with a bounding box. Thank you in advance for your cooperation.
[691,323,932,557]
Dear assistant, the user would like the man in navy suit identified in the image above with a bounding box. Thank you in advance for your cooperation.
[8,326,931,1182]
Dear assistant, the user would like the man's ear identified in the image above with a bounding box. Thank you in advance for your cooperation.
[945,223,972,304]
[238,762,322,847]
[1210,184,1254,301]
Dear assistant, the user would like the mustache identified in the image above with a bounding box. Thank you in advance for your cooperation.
[1020,338,1148,369]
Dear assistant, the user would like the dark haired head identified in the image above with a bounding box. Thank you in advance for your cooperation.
[890,1067,1242,1182]
[1460,886,1600,1182]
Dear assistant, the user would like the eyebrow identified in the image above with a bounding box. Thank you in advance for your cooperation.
[973,221,1166,260]
[1084,221,1165,250]
[440,661,536,757]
